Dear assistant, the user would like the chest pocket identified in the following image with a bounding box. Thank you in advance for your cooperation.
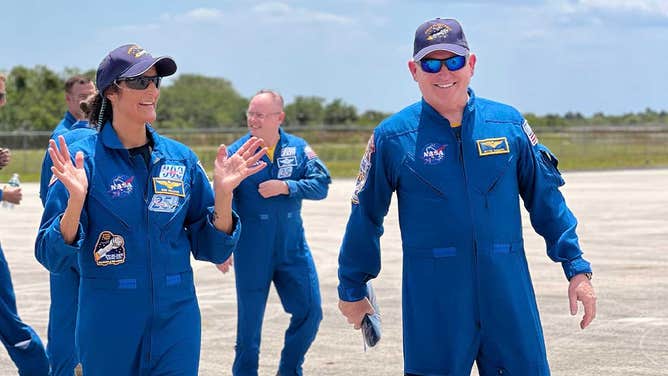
[88,170,140,229]
[469,139,515,195]
[399,153,448,200]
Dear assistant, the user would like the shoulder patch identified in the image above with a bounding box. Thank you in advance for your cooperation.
[304,145,318,160]
[522,120,538,146]
[352,135,375,205]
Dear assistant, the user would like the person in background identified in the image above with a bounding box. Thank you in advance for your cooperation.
[337,18,596,375]
[0,72,50,376]
[36,44,267,375]
[39,77,97,376]
[39,76,96,204]
[217,90,330,376]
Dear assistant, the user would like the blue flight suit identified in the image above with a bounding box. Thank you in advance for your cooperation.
[39,119,96,376]
[338,89,592,376]
[0,239,50,376]
[229,129,330,376]
[39,111,77,206]
[36,122,240,376]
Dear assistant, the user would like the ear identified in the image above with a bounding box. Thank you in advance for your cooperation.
[468,53,477,77]
[278,111,286,124]
[408,60,418,81]
[105,88,119,105]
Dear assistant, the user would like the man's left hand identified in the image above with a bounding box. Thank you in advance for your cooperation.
[568,273,597,329]
[258,180,289,198]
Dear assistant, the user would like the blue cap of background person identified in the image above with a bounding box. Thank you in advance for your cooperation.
[413,18,469,61]
[96,44,177,94]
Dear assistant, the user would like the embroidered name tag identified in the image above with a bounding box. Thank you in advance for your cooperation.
[476,137,510,156]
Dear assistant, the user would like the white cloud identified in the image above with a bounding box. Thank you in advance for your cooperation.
[577,0,668,16]
[183,8,225,21]
[553,0,668,23]
[252,2,354,24]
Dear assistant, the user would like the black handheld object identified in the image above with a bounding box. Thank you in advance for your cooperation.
[361,281,382,348]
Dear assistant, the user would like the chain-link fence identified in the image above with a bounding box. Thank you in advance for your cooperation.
[1,126,667,181]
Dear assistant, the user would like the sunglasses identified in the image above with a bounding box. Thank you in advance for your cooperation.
[116,76,161,90]
[419,55,467,74]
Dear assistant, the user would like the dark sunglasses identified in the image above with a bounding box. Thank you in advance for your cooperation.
[116,76,161,90]
[419,55,467,74]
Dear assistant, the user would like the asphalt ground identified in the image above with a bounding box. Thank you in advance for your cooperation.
[0,169,666,375]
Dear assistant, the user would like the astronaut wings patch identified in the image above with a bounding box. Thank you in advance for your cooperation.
[351,135,375,205]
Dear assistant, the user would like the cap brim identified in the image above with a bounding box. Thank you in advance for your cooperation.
[414,44,468,61]
[120,56,177,78]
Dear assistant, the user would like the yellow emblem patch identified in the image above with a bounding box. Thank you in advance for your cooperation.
[153,178,185,197]
[476,137,510,156]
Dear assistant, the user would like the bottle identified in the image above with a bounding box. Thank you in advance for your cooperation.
[2,173,20,209]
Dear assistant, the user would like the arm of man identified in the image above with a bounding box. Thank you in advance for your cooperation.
[258,143,331,200]
[338,132,396,328]
[517,120,596,329]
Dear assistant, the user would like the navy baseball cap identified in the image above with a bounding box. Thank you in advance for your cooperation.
[96,44,177,94]
[413,18,469,61]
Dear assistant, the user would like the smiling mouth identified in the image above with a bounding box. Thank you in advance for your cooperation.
[434,83,456,89]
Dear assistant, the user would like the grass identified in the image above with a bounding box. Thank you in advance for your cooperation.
[2,132,667,183]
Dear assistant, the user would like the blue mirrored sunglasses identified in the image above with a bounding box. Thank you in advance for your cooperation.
[419,55,467,74]
[116,76,161,90]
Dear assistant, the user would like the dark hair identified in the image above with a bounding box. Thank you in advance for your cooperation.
[84,86,119,129]
[65,75,92,94]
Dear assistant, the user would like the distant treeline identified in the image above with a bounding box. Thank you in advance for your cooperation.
[1,65,667,131]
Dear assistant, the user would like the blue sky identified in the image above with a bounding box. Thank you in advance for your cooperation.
[2,0,667,116]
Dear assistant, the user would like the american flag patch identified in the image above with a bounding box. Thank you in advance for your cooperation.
[304,145,317,160]
[522,120,538,146]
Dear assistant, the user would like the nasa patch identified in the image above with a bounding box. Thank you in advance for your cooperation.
[108,175,135,199]
[421,143,446,165]
[159,164,185,180]
[148,194,180,213]
[94,231,126,266]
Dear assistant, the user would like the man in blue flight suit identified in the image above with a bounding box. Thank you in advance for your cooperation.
[337,18,597,375]
[0,73,50,375]
[217,90,331,376]
[38,76,95,376]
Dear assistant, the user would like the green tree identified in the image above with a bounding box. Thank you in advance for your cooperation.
[0,65,65,131]
[157,74,248,129]
[284,96,325,126]
[358,110,391,127]
[323,98,358,125]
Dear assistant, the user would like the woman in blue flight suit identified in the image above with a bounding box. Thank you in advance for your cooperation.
[35,44,267,376]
